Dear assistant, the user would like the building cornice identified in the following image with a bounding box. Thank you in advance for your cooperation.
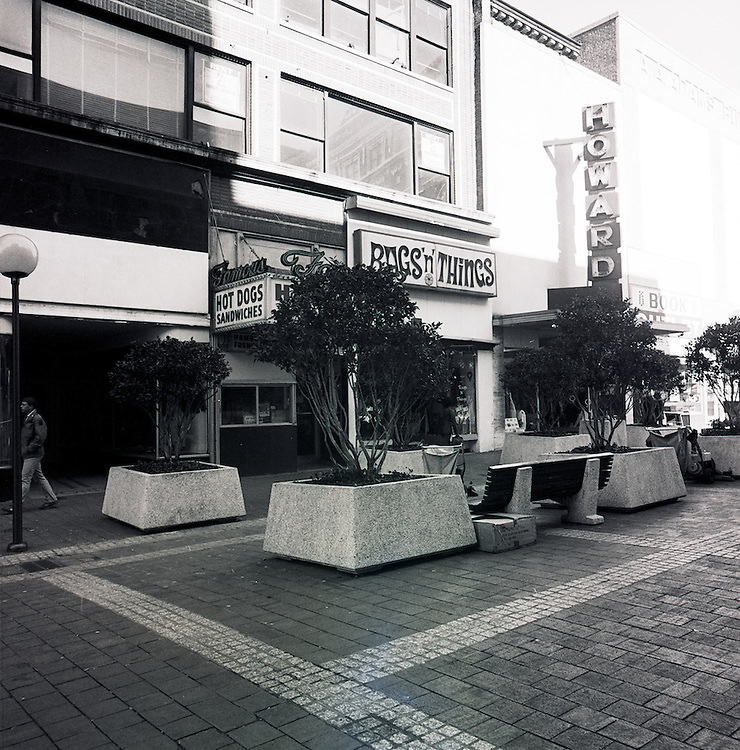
[489,1,580,60]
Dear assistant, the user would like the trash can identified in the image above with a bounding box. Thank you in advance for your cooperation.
[422,445,462,475]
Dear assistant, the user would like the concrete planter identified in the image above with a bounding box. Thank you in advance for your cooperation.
[102,463,246,531]
[263,474,477,573]
[699,435,740,477]
[626,425,650,448]
[501,432,590,464]
[595,447,686,510]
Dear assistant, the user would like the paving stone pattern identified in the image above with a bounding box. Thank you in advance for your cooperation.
[2,458,740,749]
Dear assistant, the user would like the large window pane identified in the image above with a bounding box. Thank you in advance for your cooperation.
[377,0,409,30]
[41,4,185,137]
[281,80,324,138]
[222,387,257,425]
[282,0,322,31]
[259,386,293,424]
[418,125,449,172]
[418,169,449,201]
[194,107,245,151]
[412,37,447,84]
[281,131,324,169]
[376,22,409,67]
[194,53,246,116]
[414,0,448,46]
[0,52,32,99]
[327,1,369,52]
[0,0,32,52]
[327,99,413,192]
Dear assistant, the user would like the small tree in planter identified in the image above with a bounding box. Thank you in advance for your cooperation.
[502,347,578,434]
[104,338,242,531]
[109,337,231,469]
[549,295,683,451]
[686,316,740,434]
[248,264,445,480]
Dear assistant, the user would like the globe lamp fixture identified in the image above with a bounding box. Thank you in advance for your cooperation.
[0,233,39,278]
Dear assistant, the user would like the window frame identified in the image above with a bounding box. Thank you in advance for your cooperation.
[221,384,297,427]
[7,0,250,152]
[280,77,453,202]
[282,0,450,85]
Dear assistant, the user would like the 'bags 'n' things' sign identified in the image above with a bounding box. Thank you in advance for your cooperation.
[354,230,496,297]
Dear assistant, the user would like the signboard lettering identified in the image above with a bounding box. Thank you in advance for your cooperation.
[583,102,621,291]
[212,269,293,332]
[357,232,496,297]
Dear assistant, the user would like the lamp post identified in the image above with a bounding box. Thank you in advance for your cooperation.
[0,234,39,553]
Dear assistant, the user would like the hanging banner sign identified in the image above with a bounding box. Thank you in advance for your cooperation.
[583,102,621,292]
[212,270,292,332]
[354,231,496,297]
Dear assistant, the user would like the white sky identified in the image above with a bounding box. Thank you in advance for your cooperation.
[509,0,740,95]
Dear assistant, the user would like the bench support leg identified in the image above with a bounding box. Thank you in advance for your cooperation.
[562,458,604,525]
[504,466,535,514]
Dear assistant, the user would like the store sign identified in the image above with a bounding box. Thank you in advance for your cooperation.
[630,283,702,321]
[355,231,496,297]
[583,102,621,292]
[211,265,292,332]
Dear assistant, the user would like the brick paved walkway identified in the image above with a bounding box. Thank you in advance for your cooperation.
[1,456,739,749]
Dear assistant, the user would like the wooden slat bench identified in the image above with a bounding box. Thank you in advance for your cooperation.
[469,453,614,525]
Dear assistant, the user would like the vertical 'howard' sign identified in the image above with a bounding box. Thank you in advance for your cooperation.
[583,102,621,295]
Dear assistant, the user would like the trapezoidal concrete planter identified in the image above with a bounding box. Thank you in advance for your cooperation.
[595,447,686,511]
[698,436,740,477]
[501,432,590,464]
[102,463,246,531]
[263,474,477,574]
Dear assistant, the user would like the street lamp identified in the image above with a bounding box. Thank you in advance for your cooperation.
[0,234,39,553]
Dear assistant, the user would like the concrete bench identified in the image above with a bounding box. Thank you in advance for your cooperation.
[469,453,613,525]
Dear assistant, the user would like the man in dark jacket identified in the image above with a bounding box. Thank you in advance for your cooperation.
[4,396,58,512]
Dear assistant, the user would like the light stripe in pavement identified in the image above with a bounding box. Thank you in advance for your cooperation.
[44,528,737,749]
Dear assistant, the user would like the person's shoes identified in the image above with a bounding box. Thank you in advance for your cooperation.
[40,501,57,510]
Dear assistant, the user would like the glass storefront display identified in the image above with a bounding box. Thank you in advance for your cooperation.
[447,347,477,435]
[221,385,295,426]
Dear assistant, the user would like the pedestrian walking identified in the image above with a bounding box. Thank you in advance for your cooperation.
[3,396,58,513]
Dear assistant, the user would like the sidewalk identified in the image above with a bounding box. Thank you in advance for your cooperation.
[2,457,739,750]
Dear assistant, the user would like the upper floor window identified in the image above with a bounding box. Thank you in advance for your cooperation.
[0,0,33,99]
[282,0,450,85]
[280,78,451,201]
[1,0,249,151]
[193,53,248,151]
[41,4,186,136]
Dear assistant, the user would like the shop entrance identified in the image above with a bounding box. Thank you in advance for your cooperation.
[7,316,160,475]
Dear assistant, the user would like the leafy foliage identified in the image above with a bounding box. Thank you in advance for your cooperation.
[109,337,231,461]
[506,296,682,450]
[549,296,683,449]
[502,348,577,433]
[686,317,740,433]
[248,264,446,478]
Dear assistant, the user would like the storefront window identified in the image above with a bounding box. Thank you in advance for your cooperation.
[447,348,477,435]
[222,385,295,426]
